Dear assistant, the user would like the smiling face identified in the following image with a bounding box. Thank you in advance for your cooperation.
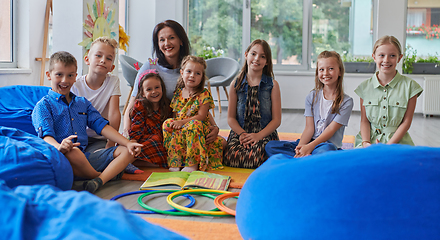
[158,27,182,64]
[85,42,116,75]
[180,61,204,91]
[245,43,267,73]
[373,43,403,75]
[141,76,163,107]
[47,62,78,97]
[317,57,341,88]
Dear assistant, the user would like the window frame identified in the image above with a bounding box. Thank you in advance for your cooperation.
[0,0,16,68]
[185,0,375,72]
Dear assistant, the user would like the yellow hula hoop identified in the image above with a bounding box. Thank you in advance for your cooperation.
[167,189,232,216]
[214,192,239,216]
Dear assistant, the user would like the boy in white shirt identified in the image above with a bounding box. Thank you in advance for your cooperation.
[72,37,142,173]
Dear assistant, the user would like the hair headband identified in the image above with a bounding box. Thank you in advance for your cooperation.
[138,69,159,87]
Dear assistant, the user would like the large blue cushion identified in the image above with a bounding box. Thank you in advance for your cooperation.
[236,144,440,239]
[0,85,50,135]
[0,127,73,190]
[0,181,187,240]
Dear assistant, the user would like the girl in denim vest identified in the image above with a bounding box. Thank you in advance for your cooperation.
[266,51,353,158]
[224,39,281,168]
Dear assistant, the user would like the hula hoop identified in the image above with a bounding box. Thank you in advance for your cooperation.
[110,190,195,214]
[214,192,239,216]
[167,189,233,216]
[137,190,218,216]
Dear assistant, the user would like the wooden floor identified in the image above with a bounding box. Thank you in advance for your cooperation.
[89,106,440,224]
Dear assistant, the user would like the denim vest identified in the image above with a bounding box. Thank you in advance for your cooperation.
[235,74,273,129]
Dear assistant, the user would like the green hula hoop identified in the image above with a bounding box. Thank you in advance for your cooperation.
[137,190,218,216]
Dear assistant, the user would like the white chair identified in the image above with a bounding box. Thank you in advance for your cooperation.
[205,57,240,115]
[119,55,143,114]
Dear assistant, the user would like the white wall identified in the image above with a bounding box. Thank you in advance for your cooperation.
[0,0,47,87]
[0,0,427,113]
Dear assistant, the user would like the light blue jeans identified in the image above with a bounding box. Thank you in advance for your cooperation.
[265,139,338,158]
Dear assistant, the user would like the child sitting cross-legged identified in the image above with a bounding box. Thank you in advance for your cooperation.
[163,56,224,173]
[32,51,143,193]
[128,70,171,168]
[71,37,142,174]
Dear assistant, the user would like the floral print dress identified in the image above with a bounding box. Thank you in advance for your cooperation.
[163,88,223,171]
[224,86,279,168]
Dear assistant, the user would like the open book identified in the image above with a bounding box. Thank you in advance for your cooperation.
[139,171,231,191]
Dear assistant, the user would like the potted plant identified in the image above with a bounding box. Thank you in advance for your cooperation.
[403,45,440,74]
[342,54,376,73]
[197,45,224,60]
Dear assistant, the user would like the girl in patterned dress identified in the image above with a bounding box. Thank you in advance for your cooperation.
[224,39,282,168]
[163,56,224,172]
[129,70,171,167]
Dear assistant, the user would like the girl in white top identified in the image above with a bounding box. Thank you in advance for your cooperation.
[266,51,353,158]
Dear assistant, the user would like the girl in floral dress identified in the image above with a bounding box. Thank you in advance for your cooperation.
[163,56,224,172]
[224,39,282,168]
[129,70,171,168]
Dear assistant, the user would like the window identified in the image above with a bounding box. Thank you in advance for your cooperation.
[0,0,16,67]
[187,0,243,61]
[406,1,440,57]
[187,0,374,71]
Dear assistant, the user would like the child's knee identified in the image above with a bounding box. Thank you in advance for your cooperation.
[114,146,135,162]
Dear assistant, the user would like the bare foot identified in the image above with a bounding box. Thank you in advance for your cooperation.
[169,167,181,172]
[181,165,198,173]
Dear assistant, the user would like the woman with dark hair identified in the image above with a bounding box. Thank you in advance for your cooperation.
[123,20,223,167]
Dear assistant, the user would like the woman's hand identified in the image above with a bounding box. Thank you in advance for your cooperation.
[206,125,219,145]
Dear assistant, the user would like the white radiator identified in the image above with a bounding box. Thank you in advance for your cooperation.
[423,77,440,116]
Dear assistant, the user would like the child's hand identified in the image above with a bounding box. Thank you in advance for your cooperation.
[240,133,262,149]
[59,135,80,154]
[294,144,312,158]
[170,120,185,129]
[206,125,219,145]
[127,140,143,156]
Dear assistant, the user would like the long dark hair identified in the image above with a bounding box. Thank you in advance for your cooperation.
[130,72,171,122]
[235,39,274,91]
[152,20,190,69]
[313,50,345,114]
[175,56,207,98]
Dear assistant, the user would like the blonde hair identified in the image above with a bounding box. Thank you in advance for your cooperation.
[175,55,207,97]
[313,51,345,114]
[373,35,402,56]
[235,39,274,90]
[89,37,118,56]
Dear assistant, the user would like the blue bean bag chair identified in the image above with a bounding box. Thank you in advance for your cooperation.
[236,144,440,240]
[0,126,73,190]
[0,85,50,135]
[0,181,187,240]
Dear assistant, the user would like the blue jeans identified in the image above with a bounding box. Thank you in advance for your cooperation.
[265,139,338,158]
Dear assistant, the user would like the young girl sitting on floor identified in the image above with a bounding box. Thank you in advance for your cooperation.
[163,56,224,172]
[355,35,423,147]
[265,51,353,158]
[223,39,282,168]
[129,70,171,168]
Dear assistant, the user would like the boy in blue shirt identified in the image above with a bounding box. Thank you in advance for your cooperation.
[32,51,142,193]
